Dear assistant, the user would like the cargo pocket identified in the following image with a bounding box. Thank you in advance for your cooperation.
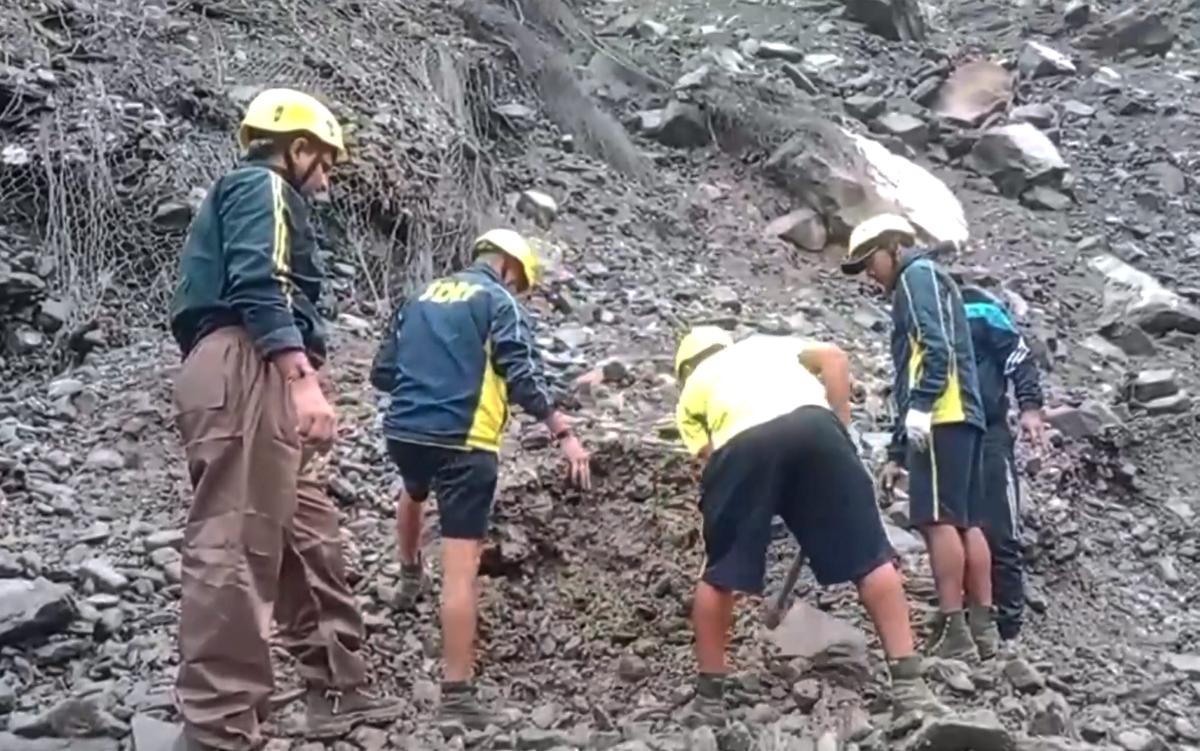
[173,337,239,447]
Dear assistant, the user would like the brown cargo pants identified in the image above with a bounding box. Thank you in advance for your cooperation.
[172,327,367,750]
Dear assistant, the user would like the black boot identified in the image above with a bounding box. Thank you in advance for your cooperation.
[681,673,728,727]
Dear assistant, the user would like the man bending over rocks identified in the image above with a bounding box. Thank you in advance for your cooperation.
[371,228,591,729]
[842,214,1002,664]
[168,88,402,751]
[961,283,1047,655]
[672,326,947,725]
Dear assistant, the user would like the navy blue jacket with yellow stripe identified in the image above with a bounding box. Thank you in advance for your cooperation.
[169,160,327,362]
[371,262,554,453]
[961,285,1044,426]
[888,247,986,463]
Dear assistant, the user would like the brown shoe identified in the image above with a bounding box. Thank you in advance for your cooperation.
[305,687,404,739]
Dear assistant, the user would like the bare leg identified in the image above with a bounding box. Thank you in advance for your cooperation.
[395,490,423,566]
[692,580,735,674]
[856,562,916,659]
[922,524,966,612]
[963,527,994,607]
[441,538,482,682]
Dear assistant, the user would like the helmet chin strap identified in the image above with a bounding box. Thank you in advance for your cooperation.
[282,148,322,193]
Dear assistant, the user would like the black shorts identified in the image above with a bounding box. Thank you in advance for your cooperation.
[386,440,499,540]
[699,406,895,595]
[906,422,984,529]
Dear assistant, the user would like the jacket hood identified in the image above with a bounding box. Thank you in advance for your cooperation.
[896,244,938,273]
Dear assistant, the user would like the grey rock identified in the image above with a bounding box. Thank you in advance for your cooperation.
[149,547,183,583]
[691,726,719,751]
[1018,42,1076,79]
[36,299,69,334]
[969,123,1068,196]
[769,602,869,683]
[903,710,1014,751]
[842,0,928,42]
[151,201,193,231]
[884,523,925,555]
[144,530,184,552]
[1062,100,1096,119]
[1147,162,1187,196]
[1114,728,1166,751]
[1091,254,1200,336]
[873,112,928,149]
[1044,401,1121,440]
[616,653,650,683]
[1143,392,1191,416]
[674,65,711,90]
[1027,690,1072,737]
[1081,4,1177,57]
[10,695,127,739]
[653,101,709,149]
[1063,1,1090,28]
[79,559,129,593]
[517,728,571,750]
[84,448,125,471]
[7,326,44,355]
[791,678,821,712]
[781,64,820,95]
[494,102,537,120]
[844,94,886,122]
[77,522,111,545]
[1130,369,1179,403]
[131,714,181,751]
[516,190,558,228]
[0,677,14,713]
[0,735,118,751]
[47,378,85,400]
[764,208,827,252]
[1003,658,1046,693]
[1010,104,1056,129]
[1174,717,1200,742]
[1164,652,1200,677]
[717,722,754,751]
[0,578,77,646]
[1100,323,1156,357]
[1022,186,1072,212]
[753,41,805,62]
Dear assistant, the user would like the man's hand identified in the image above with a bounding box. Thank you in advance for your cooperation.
[559,433,591,490]
[904,409,932,451]
[879,460,906,506]
[1019,408,1048,455]
[290,373,337,452]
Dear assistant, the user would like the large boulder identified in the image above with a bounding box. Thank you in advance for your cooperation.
[968,123,1068,196]
[1080,3,1177,57]
[765,120,968,247]
[0,578,77,646]
[1090,254,1200,336]
[935,61,1014,127]
[842,0,927,42]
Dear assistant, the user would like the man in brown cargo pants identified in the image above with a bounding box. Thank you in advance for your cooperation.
[168,88,402,750]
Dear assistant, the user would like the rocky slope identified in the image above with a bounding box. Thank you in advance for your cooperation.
[1,0,1200,750]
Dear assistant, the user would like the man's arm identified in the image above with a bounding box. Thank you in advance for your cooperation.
[489,288,555,423]
[898,263,952,414]
[369,298,406,393]
[675,380,713,459]
[220,169,308,366]
[797,342,852,426]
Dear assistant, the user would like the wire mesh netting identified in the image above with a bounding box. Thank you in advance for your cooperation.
[0,0,503,345]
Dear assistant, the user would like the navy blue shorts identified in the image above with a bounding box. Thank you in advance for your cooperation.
[906,422,984,529]
[386,440,498,540]
[699,406,896,595]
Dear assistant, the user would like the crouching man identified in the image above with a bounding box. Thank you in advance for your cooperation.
[672,327,947,725]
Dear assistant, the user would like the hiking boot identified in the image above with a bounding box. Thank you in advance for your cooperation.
[680,673,728,728]
[439,682,508,731]
[394,556,429,610]
[888,656,950,720]
[305,686,405,739]
[925,610,980,663]
[967,604,1001,661]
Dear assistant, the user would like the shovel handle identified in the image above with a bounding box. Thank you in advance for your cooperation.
[764,549,806,628]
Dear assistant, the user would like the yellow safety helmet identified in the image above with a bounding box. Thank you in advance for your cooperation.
[474,229,542,291]
[675,326,733,380]
[238,88,348,163]
[841,213,916,274]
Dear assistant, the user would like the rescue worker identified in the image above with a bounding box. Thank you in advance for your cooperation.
[370,229,591,728]
[961,284,1047,649]
[840,214,1001,663]
[168,88,402,750]
[673,327,946,724]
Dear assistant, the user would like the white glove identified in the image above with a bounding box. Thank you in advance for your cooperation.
[904,409,933,451]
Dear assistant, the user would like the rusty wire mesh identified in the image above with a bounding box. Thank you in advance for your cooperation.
[0,0,503,341]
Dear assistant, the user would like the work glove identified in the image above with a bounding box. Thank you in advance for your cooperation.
[904,409,932,452]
